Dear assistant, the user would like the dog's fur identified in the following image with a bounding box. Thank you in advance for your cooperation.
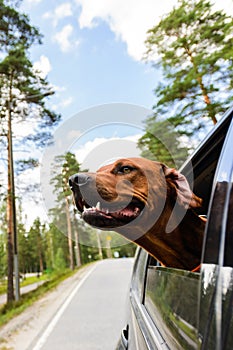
[69,157,205,270]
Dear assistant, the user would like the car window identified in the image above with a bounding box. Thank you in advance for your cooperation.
[144,257,200,349]
[180,108,232,217]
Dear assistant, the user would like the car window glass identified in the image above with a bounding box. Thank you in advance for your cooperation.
[144,260,200,350]
[199,264,233,350]
[198,264,219,349]
[221,267,233,349]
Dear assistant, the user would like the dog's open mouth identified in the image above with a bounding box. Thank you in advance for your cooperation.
[75,197,144,229]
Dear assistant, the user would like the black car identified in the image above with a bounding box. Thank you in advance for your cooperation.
[116,105,233,350]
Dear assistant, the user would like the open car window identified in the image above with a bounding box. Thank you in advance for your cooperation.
[180,109,233,217]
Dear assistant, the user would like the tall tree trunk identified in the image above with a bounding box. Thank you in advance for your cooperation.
[7,97,15,303]
[7,82,20,302]
[96,230,103,260]
[37,230,44,274]
[185,47,217,125]
[106,236,112,259]
[7,160,14,303]
[73,211,82,267]
[49,232,55,270]
[65,195,74,270]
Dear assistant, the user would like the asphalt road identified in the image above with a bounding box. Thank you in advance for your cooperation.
[29,258,133,350]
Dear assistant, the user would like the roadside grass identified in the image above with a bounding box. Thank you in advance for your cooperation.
[0,282,7,296]
[0,274,48,296]
[0,267,86,327]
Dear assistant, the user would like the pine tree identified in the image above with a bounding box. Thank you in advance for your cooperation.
[50,152,84,270]
[138,115,189,167]
[28,218,45,275]
[0,200,7,278]
[144,0,233,136]
[0,0,42,51]
[0,0,61,303]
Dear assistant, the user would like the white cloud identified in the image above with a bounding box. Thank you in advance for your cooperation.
[53,24,80,52]
[60,96,73,107]
[52,85,67,93]
[25,0,42,5]
[75,0,177,61]
[54,2,72,19]
[43,2,73,27]
[75,0,233,61]
[212,0,233,13]
[33,55,52,78]
[74,134,142,171]
[52,96,73,111]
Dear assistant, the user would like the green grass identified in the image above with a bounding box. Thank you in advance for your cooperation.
[0,282,7,296]
[0,266,88,327]
[0,274,49,295]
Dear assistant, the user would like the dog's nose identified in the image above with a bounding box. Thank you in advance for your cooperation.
[69,173,90,188]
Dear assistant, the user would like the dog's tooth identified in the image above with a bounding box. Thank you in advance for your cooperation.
[83,205,87,211]
[134,207,140,215]
[96,202,101,210]
[106,209,109,214]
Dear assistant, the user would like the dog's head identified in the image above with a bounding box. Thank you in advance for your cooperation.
[69,157,202,235]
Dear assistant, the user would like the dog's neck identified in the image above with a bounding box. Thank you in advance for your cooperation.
[134,208,205,271]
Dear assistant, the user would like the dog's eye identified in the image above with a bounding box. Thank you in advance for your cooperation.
[118,166,134,174]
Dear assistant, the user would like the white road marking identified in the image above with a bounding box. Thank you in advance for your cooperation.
[32,264,97,350]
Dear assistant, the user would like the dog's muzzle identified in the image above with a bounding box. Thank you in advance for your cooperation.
[69,172,144,229]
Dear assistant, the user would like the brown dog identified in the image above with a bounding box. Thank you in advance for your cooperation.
[69,157,205,271]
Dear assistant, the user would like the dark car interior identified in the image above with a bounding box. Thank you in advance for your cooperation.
[147,114,232,271]
[181,114,232,217]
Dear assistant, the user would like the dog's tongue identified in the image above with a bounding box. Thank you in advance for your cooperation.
[119,207,134,217]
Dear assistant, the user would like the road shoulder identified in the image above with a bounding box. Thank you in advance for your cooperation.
[0,264,96,350]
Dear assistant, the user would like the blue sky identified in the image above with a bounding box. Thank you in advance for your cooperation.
[20,0,231,119]
[21,0,165,119]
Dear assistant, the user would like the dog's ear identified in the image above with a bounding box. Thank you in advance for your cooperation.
[163,166,202,209]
